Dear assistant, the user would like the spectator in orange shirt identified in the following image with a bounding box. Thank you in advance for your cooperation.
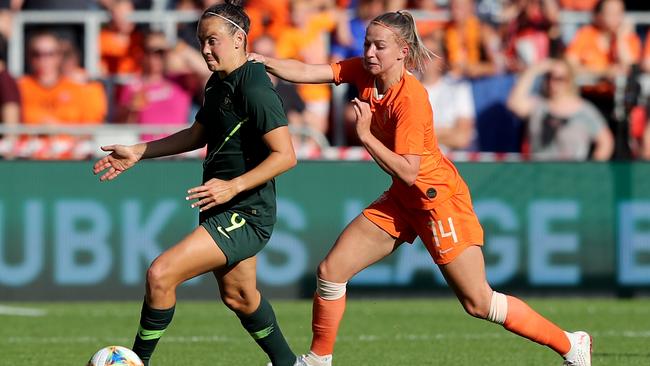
[410,0,445,38]
[444,0,504,78]
[245,0,290,44]
[642,29,650,74]
[558,0,598,10]
[275,0,345,138]
[19,31,106,125]
[19,31,107,159]
[566,0,640,78]
[100,0,144,76]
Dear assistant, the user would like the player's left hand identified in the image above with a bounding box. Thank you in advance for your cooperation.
[352,97,372,140]
[186,178,240,212]
[246,52,266,64]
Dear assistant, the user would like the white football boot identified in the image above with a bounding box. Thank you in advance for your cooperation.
[563,331,592,366]
[297,352,332,366]
[267,353,332,366]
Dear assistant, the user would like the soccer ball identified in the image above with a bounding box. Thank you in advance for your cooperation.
[86,346,144,366]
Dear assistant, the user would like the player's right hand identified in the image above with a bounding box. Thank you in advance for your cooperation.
[93,144,141,182]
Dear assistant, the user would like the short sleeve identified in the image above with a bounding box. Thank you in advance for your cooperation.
[194,102,208,125]
[331,57,366,86]
[242,83,288,134]
[581,102,607,137]
[393,94,428,155]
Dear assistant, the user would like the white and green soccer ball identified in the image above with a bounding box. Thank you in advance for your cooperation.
[87,346,144,366]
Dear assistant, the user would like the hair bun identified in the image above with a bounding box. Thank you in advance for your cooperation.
[224,0,244,7]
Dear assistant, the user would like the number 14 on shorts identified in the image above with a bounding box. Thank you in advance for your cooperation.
[429,217,458,248]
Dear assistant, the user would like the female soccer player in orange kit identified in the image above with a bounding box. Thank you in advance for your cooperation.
[249,10,592,366]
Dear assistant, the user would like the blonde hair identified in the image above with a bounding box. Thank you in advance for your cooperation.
[370,10,436,74]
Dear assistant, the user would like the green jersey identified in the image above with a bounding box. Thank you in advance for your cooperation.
[195,61,288,226]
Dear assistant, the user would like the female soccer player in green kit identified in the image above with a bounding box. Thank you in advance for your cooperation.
[93,2,301,365]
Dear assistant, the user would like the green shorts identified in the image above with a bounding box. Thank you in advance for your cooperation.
[200,210,274,266]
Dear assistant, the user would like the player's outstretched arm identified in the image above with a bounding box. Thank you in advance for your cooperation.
[248,53,334,84]
[93,121,207,181]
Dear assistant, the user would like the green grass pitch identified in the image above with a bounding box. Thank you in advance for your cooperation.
[1,298,649,365]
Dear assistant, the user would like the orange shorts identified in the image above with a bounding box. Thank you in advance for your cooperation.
[363,181,484,265]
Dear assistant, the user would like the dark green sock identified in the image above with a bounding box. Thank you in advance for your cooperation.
[132,301,175,366]
[238,297,296,366]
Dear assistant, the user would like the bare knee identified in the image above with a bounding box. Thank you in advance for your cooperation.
[317,259,344,283]
[146,260,176,300]
[459,293,491,319]
[221,288,258,314]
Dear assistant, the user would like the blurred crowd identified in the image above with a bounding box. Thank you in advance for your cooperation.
[1,0,650,160]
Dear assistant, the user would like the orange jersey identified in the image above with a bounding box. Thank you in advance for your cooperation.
[18,76,106,124]
[559,0,598,10]
[331,57,464,209]
[99,29,144,75]
[445,16,483,67]
[566,25,641,72]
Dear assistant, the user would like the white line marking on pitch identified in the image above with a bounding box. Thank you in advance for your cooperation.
[6,330,650,344]
[0,305,47,317]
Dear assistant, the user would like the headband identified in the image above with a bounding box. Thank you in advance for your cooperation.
[371,20,407,47]
[204,12,247,35]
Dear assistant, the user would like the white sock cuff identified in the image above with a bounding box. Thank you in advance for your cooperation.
[316,277,347,300]
[486,291,508,324]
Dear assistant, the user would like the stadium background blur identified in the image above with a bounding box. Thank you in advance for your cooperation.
[0,1,649,365]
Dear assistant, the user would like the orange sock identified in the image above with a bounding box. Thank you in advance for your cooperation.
[503,295,570,355]
[310,293,346,356]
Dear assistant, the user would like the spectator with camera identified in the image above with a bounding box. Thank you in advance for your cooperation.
[507,58,613,160]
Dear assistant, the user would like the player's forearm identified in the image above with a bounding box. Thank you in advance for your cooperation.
[231,150,297,194]
[264,57,332,84]
[139,125,205,159]
[360,134,418,186]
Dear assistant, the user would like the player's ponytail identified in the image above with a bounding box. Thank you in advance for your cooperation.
[371,10,437,74]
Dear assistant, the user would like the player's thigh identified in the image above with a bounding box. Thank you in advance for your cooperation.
[320,214,401,283]
[150,225,227,286]
[438,245,492,312]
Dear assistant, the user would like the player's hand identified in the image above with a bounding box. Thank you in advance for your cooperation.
[186,178,241,212]
[93,144,142,181]
[351,97,372,140]
[247,52,267,65]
